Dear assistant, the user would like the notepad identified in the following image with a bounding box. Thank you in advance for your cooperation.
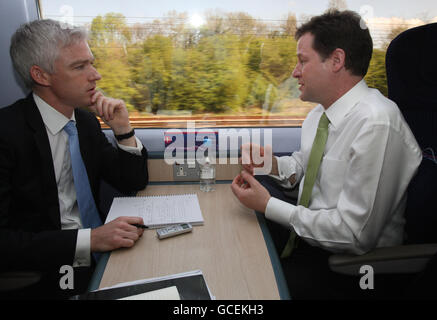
[105,193,204,228]
[118,286,180,300]
[76,270,214,300]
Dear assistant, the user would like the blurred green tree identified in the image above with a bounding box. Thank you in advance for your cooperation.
[89,13,137,111]
[87,11,389,116]
[365,49,388,97]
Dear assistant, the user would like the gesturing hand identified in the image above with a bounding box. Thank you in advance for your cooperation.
[240,143,273,175]
[230,170,271,214]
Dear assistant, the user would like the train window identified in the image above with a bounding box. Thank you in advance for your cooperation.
[38,0,437,128]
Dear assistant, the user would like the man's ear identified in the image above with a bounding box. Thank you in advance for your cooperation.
[30,65,51,86]
[330,48,346,73]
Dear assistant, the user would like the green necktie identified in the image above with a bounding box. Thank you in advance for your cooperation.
[280,112,330,258]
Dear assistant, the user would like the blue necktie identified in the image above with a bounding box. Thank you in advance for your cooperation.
[64,121,102,230]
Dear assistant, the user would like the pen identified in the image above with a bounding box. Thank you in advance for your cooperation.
[131,223,149,229]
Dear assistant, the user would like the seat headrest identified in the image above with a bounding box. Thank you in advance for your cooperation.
[386,23,437,110]
[386,23,437,150]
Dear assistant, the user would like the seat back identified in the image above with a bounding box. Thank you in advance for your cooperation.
[386,23,437,244]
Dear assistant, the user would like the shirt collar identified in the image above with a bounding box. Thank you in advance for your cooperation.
[33,93,76,135]
[324,79,369,129]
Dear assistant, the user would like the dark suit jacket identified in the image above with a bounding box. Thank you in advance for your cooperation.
[0,94,148,298]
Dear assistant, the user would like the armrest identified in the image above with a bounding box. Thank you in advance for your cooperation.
[329,243,437,275]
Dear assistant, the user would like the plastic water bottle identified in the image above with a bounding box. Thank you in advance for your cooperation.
[200,156,216,192]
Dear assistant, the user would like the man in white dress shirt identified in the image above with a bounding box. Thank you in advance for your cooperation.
[231,10,422,299]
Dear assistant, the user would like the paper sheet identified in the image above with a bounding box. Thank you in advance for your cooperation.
[105,194,204,228]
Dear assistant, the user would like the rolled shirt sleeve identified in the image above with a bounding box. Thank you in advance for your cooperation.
[268,152,305,190]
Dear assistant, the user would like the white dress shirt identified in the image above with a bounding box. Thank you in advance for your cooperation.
[33,93,143,267]
[266,80,422,254]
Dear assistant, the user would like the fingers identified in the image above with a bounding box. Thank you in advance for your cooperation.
[231,173,244,193]
[116,228,139,243]
[240,143,267,174]
[240,143,252,167]
[120,216,145,226]
[117,216,145,237]
[96,97,114,122]
[230,175,243,198]
[231,171,254,198]
[90,90,102,106]
[91,216,145,252]
[231,170,271,213]
[111,217,143,240]
[239,160,254,175]
[239,170,259,187]
[90,91,124,122]
[103,229,137,250]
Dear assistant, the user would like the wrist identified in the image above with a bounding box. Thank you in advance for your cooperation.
[270,156,279,175]
[114,127,135,141]
[112,124,133,136]
[262,195,272,214]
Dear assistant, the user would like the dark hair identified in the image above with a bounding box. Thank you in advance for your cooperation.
[295,9,373,77]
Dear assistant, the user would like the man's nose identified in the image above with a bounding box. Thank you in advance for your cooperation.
[292,65,300,78]
[90,66,101,81]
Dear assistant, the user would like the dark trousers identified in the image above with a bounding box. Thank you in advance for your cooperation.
[0,265,94,300]
[256,175,413,300]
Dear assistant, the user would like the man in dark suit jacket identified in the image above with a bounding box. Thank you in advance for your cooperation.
[0,19,148,298]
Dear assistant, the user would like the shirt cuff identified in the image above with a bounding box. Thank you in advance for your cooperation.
[265,197,296,227]
[278,156,300,185]
[73,228,91,267]
[117,136,143,155]
[268,157,295,189]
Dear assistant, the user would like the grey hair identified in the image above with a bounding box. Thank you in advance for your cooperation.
[10,19,88,88]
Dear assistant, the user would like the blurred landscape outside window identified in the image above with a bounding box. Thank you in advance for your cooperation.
[39,0,437,128]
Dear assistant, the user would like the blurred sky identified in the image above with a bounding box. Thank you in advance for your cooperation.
[40,0,437,23]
